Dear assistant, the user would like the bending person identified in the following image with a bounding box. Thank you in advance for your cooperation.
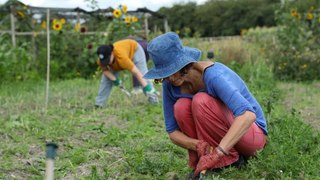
[143,32,268,177]
[95,39,158,107]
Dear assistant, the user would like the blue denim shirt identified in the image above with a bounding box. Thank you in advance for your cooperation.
[162,62,268,135]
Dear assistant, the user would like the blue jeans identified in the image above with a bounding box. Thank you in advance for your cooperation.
[95,44,153,107]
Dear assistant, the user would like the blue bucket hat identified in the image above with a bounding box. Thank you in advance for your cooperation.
[143,32,201,79]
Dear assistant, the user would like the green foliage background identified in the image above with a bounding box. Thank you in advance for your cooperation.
[0,1,143,82]
[1,0,320,82]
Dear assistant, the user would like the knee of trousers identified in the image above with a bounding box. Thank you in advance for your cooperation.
[191,92,224,119]
[174,98,192,122]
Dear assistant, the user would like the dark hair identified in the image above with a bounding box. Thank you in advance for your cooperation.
[153,63,194,84]
[154,79,163,84]
[97,44,114,65]
[179,63,193,76]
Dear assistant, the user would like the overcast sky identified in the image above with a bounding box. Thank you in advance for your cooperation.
[0,0,207,11]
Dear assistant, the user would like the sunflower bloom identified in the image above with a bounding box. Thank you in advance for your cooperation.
[113,9,121,18]
[306,13,313,20]
[60,18,66,24]
[123,5,128,14]
[80,27,87,33]
[16,11,25,18]
[132,16,138,22]
[41,21,47,29]
[87,44,93,49]
[74,22,80,32]
[290,9,298,18]
[124,16,131,23]
[52,21,62,31]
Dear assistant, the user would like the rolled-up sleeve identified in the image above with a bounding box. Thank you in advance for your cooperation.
[208,74,255,117]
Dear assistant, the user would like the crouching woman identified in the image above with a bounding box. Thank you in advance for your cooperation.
[143,32,268,177]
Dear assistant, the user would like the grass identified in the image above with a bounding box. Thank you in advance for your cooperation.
[1,38,320,179]
[0,78,188,179]
[277,81,320,130]
[1,77,319,179]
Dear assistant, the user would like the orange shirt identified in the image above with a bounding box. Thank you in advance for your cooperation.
[107,39,138,71]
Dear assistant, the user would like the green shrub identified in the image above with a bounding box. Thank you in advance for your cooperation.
[0,35,40,82]
[272,5,320,81]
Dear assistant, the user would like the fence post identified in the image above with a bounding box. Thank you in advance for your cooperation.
[45,8,51,112]
[144,13,150,39]
[164,18,169,33]
[10,5,16,47]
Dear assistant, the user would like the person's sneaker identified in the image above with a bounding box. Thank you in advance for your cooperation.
[185,170,197,180]
[230,155,247,168]
[185,170,203,180]
[95,105,103,109]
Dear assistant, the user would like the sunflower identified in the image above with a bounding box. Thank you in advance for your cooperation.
[306,12,314,20]
[74,22,80,32]
[132,16,138,22]
[41,21,47,29]
[290,9,298,18]
[52,21,62,31]
[16,11,25,18]
[60,18,66,24]
[123,5,128,14]
[124,16,131,23]
[80,26,87,33]
[113,9,121,18]
[87,44,93,49]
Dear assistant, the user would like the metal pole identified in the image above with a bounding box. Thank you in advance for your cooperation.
[45,143,58,180]
[45,9,50,111]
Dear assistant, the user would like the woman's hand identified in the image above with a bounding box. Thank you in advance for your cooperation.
[196,140,214,158]
[193,148,225,178]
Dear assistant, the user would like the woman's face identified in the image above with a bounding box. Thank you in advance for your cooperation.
[165,71,185,86]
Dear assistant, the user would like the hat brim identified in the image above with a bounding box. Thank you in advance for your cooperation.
[144,47,201,79]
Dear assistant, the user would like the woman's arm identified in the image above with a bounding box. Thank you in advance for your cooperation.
[205,70,257,154]
[130,66,148,87]
[103,69,117,81]
[219,111,256,153]
[168,130,200,151]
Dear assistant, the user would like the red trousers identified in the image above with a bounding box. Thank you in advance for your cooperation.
[174,92,266,169]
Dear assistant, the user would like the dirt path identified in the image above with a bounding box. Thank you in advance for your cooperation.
[277,81,320,130]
